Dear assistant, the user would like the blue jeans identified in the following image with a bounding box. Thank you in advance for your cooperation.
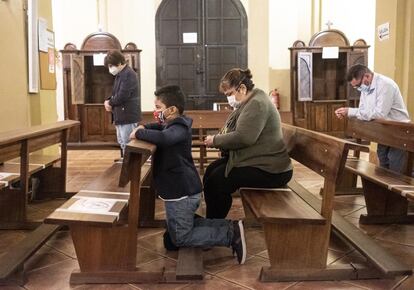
[377,144,406,173]
[115,123,137,155]
[164,193,233,248]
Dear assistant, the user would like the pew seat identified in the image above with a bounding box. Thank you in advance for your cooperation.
[345,159,414,224]
[340,118,414,224]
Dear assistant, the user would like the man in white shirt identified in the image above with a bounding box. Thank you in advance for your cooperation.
[335,64,410,173]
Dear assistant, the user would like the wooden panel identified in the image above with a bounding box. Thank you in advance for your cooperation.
[176,248,204,280]
[264,222,327,269]
[71,54,85,104]
[346,118,414,152]
[0,142,21,163]
[282,123,346,181]
[312,103,328,132]
[6,154,61,168]
[84,105,104,137]
[28,132,61,153]
[240,188,325,224]
[329,103,347,133]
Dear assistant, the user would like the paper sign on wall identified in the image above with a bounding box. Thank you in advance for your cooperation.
[322,47,339,59]
[183,32,197,43]
[93,53,106,66]
[38,18,48,52]
[378,22,390,41]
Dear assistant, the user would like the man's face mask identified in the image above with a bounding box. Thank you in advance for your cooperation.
[357,83,370,93]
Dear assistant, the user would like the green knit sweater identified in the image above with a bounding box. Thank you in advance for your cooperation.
[213,88,292,177]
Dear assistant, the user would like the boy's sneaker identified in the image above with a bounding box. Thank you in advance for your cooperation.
[231,220,246,264]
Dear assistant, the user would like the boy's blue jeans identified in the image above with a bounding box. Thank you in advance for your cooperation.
[164,193,234,248]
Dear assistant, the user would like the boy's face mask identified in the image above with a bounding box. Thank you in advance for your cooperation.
[153,109,166,123]
[153,107,173,124]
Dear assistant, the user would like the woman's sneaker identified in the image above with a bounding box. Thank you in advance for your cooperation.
[231,220,246,264]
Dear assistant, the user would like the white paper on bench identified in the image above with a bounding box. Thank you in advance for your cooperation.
[0,172,19,186]
[80,189,129,196]
[388,184,414,190]
[6,162,46,169]
[58,197,122,216]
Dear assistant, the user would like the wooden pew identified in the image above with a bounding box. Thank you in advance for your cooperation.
[0,120,79,229]
[240,123,411,282]
[45,139,203,284]
[0,120,79,285]
[344,118,414,224]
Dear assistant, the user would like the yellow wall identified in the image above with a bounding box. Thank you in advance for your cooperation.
[0,0,56,133]
[0,0,30,132]
[31,0,58,126]
[375,0,414,118]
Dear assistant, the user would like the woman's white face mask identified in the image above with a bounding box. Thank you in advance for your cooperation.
[226,95,241,109]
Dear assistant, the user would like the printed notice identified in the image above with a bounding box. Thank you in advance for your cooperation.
[183,32,197,43]
[93,53,106,66]
[378,22,390,41]
[322,47,339,59]
[68,197,116,214]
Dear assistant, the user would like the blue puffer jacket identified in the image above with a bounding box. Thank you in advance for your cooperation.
[135,115,202,199]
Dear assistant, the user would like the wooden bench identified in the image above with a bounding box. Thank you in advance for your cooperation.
[343,118,414,224]
[45,139,203,284]
[240,123,411,282]
[0,120,79,285]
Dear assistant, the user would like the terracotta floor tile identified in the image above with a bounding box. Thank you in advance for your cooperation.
[74,284,140,290]
[288,281,365,289]
[180,275,247,289]
[24,244,72,272]
[215,256,295,290]
[24,258,79,290]
[46,230,77,258]
[0,230,27,254]
[203,247,242,274]
[376,224,414,246]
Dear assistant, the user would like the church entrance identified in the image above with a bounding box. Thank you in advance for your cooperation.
[156,0,248,109]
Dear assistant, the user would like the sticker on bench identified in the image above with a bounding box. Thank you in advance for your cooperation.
[400,190,414,197]
[5,162,46,169]
[388,184,414,190]
[80,189,129,196]
[57,197,122,215]
[0,172,19,186]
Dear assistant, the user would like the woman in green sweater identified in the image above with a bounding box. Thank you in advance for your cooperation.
[203,68,293,218]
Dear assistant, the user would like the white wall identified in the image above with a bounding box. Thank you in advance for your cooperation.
[268,0,312,69]
[52,0,99,120]
[321,0,376,69]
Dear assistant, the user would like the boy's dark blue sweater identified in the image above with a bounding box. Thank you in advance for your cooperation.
[135,115,202,200]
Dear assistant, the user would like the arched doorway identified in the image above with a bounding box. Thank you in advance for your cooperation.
[156,0,247,109]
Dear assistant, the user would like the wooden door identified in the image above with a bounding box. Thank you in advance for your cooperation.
[156,0,247,109]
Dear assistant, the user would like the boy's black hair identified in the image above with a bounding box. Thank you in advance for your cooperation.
[154,85,185,114]
[104,50,125,68]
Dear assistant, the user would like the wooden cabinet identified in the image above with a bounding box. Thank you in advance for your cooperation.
[289,30,369,137]
[61,32,141,145]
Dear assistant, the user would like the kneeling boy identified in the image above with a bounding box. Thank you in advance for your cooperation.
[130,85,246,264]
